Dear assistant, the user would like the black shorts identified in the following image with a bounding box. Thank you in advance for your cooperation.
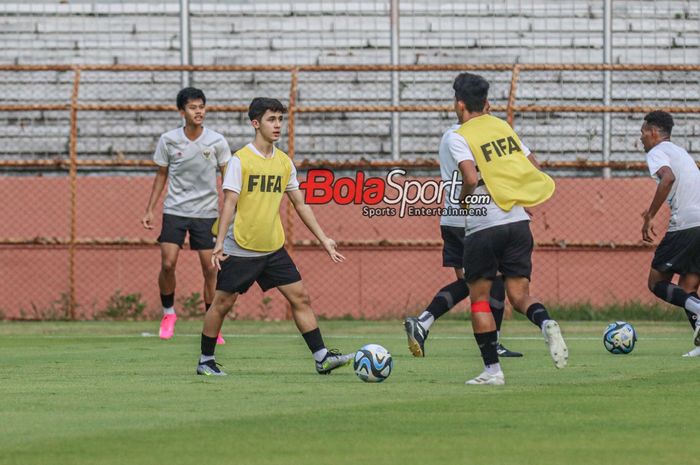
[441,225,465,268]
[463,220,533,282]
[158,214,216,250]
[216,247,302,294]
[651,226,700,275]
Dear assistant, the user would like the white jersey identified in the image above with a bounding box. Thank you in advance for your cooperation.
[439,124,469,228]
[153,127,232,218]
[447,129,531,236]
[646,141,700,232]
[221,143,299,257]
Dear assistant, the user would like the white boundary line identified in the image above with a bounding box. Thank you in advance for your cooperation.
[0,333,684,341]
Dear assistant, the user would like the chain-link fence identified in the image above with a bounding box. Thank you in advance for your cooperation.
[1,1,699,320]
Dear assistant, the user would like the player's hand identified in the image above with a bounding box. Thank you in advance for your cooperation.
[641,210,656,243]
[321,238,345,263]
[211,244,228,270]
[141,211,154,229]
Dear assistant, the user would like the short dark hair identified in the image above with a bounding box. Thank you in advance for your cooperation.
[248,97,287,121]
[644,111,674,136]
[176,87,206,110]
[453,73,490,112]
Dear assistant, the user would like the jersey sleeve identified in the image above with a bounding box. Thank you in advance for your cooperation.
[216,137,233,166]
[222,156,243,193]
[286,159,300,191]
[153,136,169,167]
[646,147,671,178]
[447,132,475,163]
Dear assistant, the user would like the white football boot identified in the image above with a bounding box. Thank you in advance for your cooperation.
[543,320,568,369]
[465,370,505,385]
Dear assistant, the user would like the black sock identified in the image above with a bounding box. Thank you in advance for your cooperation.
[160,293,174,308]
[686,292,699,329]
[423,279,469,320]
[490,276,506,332]
[201,333,217,357]
[474,331,499,366]
[526,303,550,329]
[205,302,211,312]
[652,281,690,308]
[301,328,325,354]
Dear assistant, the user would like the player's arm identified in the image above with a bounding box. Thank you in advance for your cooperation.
[211,189,239,270]
[142,166,168,229]
[287,189,345,263]
[642,166,675,243]
[457,159,479,206]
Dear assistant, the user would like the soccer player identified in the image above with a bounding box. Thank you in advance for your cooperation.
[452,73,568,385]
[639,111,700,357]
[195,97,354,376]
[403,115,523,359]
[142,87,230,343]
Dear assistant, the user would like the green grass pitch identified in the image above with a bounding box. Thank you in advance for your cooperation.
[1,320,699,465]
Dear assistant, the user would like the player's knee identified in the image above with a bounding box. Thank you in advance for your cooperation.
[161,260,176,274]
[290,292,312,311]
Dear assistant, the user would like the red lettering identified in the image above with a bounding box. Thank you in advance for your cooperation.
[298,169,386,205]
[334,177,356,205]
[299,169,334,204]
[363,178,384,205]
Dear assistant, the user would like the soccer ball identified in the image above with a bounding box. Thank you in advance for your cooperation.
[603,321,637,354]
[353,344,393,382]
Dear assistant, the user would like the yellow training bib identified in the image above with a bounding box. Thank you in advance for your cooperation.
[456,114,555,211]
[232,145,292,252]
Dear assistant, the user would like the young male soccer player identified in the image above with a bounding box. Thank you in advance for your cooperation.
[451,73,568,385]
[142,87,230,343]
[403,116,523,359]
[195,97,354,376]
[639,111,700,357]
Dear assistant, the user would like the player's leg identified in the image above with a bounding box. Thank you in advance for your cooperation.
[191,217,225,344]
[678,273,700,329]
[260,248,353,374]
[648,227,700,347]
[679,273,700,357]
[463,228,504,385]
[197,249,225,344]
[405,265,468,357]
[501,221,567,369]
[490,276,523,357]
[196,254,262,376]
[158,243,180,339]
[157,214,187,339]
[197,290,238,376]
[276,281,354,374]
[404,226,470,357]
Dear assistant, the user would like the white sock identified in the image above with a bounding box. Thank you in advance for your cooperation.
[418,311,435,330]
[199,354,215,364]
[163,307,175,316]
[313,348,328,363]
[685,296,700,315]
[485,362,501,375]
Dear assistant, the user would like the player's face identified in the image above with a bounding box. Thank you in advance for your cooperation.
[254,110,284,142]
[180,99,206,127]
[640,122,655,153]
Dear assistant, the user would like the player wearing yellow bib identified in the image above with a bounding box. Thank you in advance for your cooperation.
[452,73,568,385]
[196,98,354,376]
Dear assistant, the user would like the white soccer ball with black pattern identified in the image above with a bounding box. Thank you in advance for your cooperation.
[353,344,393,382]
[603,321,637,354]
